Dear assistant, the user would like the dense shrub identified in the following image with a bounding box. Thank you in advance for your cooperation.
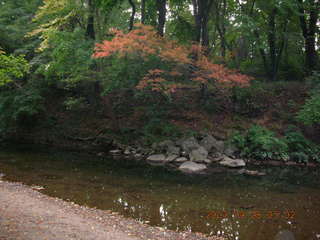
[297,71,320,126]
[230,125,320,163]
[0,88,43,134]
[296,94,320,126]
[284,127,320,163]
[230,125,289,161]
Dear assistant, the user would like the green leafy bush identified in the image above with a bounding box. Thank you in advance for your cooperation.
[297,71,320,126]
[230,125,289,161]
[0,88,43,134]
[230,125,320,163]
[284,128,320,163]
[296,94,320,125]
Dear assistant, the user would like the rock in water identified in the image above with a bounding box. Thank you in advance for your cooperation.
[109,149,122,155]
[189,146,208,162]
[219,156,246,168]
[174,157,188,163]
[274,230,295,240]
[165,154,178,162]
[178,161,207,173]
[146,154,167,163]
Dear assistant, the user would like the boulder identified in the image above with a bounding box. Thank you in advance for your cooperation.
[204,159,212,164]
[109,149,122,155]
[208,152,224,162]
[178,161,207,173]
[177,137,201,153]
[165,154,178,162]
[219,155,246,168]
[174,157,188,163]
[238,169,266,176]
[167,145,180,155]
[274,230,295,240]
[224,145,238,158]
[200,135,224,152]
[124,148,131,155]
[189,146,208,162]
[147,154,167,163]
[158,140,175,149]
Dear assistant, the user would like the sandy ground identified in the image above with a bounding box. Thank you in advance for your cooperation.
[0,180,223,240]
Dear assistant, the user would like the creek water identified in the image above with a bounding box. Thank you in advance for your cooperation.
[0,145,319,240]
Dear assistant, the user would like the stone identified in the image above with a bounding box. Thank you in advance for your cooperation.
[208,152,224,162]
[219,155,246,168]
[238,169,266,176]
[135,153,142,158]
[204,159,212,164]
[200,134,224,152]
[97,152,105,157]
[167,145,180,155]
[177,137,200,153]
[224,145,238,158]
[274,230,296,240]
[174,157,188,163]
[109,149,122,155]
[124,148,131,155]
[158,140,175,149]
[146,154,167,163]
[166,154,178,162]
[189,146,208,162]
[212,139,225,153]
[178,161,207,173]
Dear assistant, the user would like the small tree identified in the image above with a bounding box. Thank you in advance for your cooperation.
[93,24,252,96]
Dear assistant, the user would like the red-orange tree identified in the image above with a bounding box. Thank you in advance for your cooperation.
[93,24,252,96]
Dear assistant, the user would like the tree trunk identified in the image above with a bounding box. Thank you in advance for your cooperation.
[268,7,277,81]
[297,0,319,73]
[192,0,213,49]
[156,0,167,36]
[86,0,95,39]
[128,0,136,31]
[101,95,120,132]
[141,0,146,24]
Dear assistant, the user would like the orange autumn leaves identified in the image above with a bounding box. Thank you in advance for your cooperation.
[93,24,252,94]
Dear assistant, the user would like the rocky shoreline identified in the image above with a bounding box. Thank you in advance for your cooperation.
[104,133,319,176]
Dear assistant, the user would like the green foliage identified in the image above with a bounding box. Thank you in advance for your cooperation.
[297,71,320,126]
[230,125,289,161]
[142,118,182,145]
[296,94,320,125]
[63,96,88,111]
[36,29,94,87]
[0,88,44,134]
[0,0,41,53]
[284,127,320,163]
[230,125,320,163]
[232,83,271,116]
[0,52,29,86]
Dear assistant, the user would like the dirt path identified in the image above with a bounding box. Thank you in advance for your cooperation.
[0,180,222,240]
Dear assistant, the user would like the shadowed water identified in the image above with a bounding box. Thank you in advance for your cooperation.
[0,145,319,240]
